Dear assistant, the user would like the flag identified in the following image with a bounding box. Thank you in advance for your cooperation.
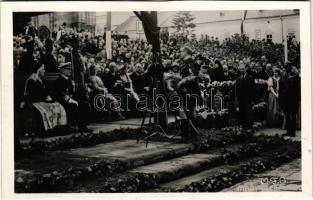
[240,10,248,35]
[134,11,167,128]
[134,11,160,53]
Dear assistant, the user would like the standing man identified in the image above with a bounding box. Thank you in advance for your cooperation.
[53,62,92,132]
[177,46,201,141]
[279,66,300,137]
[235,63,255,131]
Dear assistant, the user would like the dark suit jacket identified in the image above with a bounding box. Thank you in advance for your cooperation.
[53,75,74,104]
[279,75,300,113]
[25,78,49,103]
[39,53,57,73]
[235,74,255,105]
[220,72,233,81]
[129,72,151,95]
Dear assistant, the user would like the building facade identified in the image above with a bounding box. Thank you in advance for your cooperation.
[32,12,96,34]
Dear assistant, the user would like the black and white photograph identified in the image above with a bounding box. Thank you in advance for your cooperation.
[0,1,312,198]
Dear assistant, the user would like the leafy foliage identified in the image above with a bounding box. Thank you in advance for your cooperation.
[172,11,196,36]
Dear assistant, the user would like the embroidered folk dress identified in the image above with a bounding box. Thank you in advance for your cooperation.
[267,76,282,126]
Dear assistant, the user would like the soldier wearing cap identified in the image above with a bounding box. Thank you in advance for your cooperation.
[53,62,92,132]
[176,45,201,141]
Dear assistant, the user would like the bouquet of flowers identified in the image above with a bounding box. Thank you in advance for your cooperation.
[252,102,268,111]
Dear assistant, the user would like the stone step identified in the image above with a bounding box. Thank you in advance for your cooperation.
[66,144,242,192]
[15,139,194,181]
[67,139,195,168]
[129,144,243,183]
[156,145,300,192]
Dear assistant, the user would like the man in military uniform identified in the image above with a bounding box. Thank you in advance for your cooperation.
[53,62,92,132]
[176,46,201,141]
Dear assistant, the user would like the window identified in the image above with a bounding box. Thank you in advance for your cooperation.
[293,9,300,14]
[136,21,143,34]
[287,32,295,38]
[287,29,296,39]
[255,29,261,40]
[266,34,272,42]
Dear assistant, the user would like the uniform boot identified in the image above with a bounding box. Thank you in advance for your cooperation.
[180,119,190,142]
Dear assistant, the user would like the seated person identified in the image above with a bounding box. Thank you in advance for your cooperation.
[163,62,182,93]
[21,64,67,134]
[53,62,92,132]
[130,63,152,95]
[88,65,125,120]
[113,63,140,116]
[101,62,118,93]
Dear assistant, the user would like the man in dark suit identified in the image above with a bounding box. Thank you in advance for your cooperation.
[235,63,255,131]
[212,60,224,82]
[221,65,233,81]
[279,67,300,137]
[53,62,92,132]
[129,63,151,95]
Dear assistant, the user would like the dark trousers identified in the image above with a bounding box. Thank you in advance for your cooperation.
[238,102,253,130]
[284,111,297,136]
[62,102,89,128]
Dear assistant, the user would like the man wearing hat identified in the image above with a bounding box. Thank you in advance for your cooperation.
[53,62,92,132]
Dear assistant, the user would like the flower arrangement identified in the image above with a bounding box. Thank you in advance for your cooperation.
[15,159,127,193]
[254,79,268,85]
[207,81,235,89]
[252,102,268,110]
[21,128,144,153]
[197,108,229,119]
[99,173,158,192]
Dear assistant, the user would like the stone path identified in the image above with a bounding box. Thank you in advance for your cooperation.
[255,128,301,141]
[222,159,301,192]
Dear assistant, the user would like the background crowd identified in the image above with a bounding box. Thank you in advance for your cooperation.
[13,20,301,137]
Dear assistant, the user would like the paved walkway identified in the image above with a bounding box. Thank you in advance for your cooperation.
[222,159,301,192]
[255,128,301,141]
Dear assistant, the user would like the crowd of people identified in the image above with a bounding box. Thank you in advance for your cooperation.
[14,20,301,138]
